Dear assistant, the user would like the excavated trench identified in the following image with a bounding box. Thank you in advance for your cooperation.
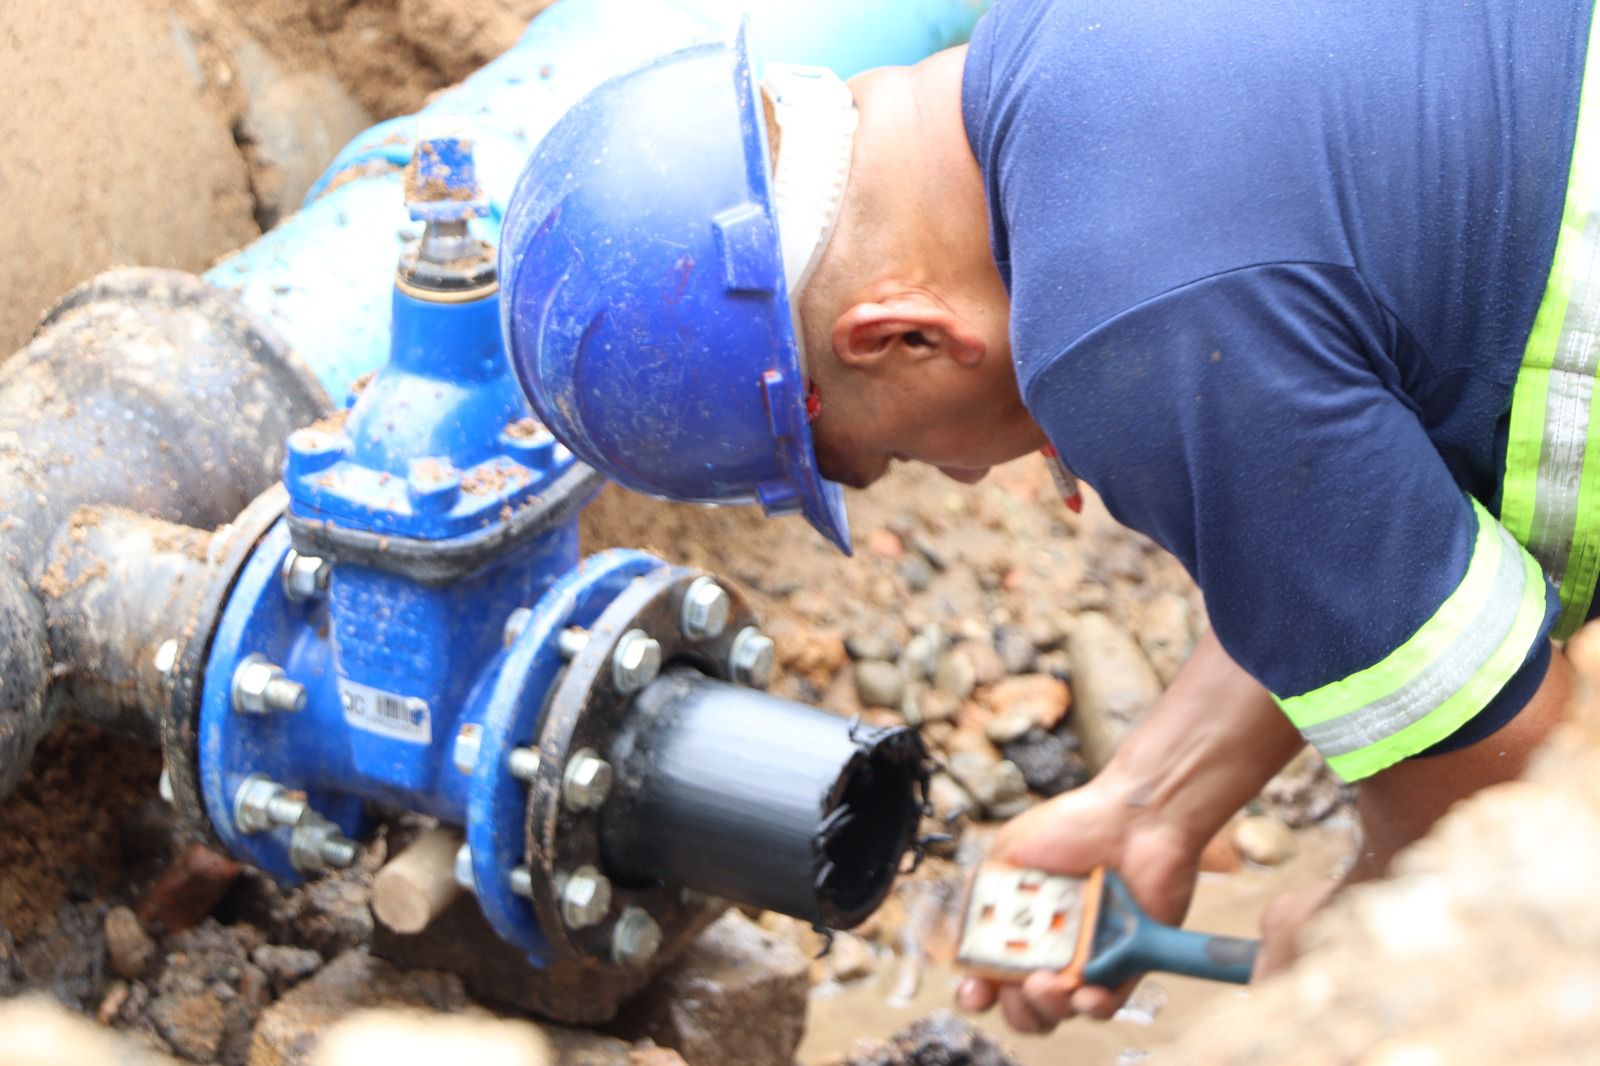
[0,4,1368,1065]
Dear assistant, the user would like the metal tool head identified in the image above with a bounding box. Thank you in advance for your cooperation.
[956,863,1105,986]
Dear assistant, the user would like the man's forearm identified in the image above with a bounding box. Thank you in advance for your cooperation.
[1098,628,1305,850]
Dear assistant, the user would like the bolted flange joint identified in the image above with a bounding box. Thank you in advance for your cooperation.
[561,748,612,811]
[679,576,730,640]
[234,774,307,834]
[728,627,776,689]
[611,629,661,692]
[232,654,306,714]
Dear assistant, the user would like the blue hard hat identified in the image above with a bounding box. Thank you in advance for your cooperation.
[499,27,854,554]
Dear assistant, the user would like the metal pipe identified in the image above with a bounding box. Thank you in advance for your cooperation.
[205,0,991,401]
[41,508,219,741]
[600,670,927,929]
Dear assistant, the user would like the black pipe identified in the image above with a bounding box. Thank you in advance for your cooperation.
[0,268,327,797]
[42,508,219,741]
[600,670,928,929]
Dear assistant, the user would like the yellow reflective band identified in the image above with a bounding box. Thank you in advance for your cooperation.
[1276,500,1549,783]
[1501,0,1600,638]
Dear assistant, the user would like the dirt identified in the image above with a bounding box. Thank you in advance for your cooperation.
[0,727,164,939]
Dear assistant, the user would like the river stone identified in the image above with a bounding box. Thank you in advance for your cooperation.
[1068,613,1162,771]
[854,660,905,710]
[104,906,156,981]
[1002,729,1090,797]
[932,650,977,700]
[616,911,808,1066]
[994,625,1037,675]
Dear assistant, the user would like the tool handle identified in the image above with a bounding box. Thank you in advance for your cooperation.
[1083,923,1258,987]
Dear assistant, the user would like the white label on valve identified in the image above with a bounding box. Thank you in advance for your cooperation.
[338,679,432,744]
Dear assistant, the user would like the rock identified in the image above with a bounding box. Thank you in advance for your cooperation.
[899,627,944,682]
[1067,614,1162,771]
[251,950,472,1066]
[845,633,897,662]
[817,931,878,984]
[149,988,227,1063]
[1001,729,1090,796]
[772,623,847,689]
[854,660,906,710]
[947,752,1029,818]
[628,1049,690,1066]
[951,639,1005,686]
[17,901,109,1010]
[918,690,961,725]
[1025,616,1064,652]
[309,1009,555,1066]
[932,650,977,700]
[1134,591,1195,686]
[105,905,156,981]
[898,556,934,592]
[615,911,808,1066]
[842,1010,1022,1065]
[1035,650,1073,682]
[927,772,976,824]
[984,674,1071,732]
[230,869,374,959]
[251,945,323,993]
[993,625,1037,675]
[1232,815,1297,866]
[541,1025,639,1066]
[0,995,177,1066]
[983,708,1035,746]
[136,843,242,935]
[867,528,905,559]
[1261,748,1353,828]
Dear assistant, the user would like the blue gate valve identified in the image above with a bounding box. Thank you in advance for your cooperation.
[189,135,928,1018]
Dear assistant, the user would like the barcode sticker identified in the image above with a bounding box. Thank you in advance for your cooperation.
[338,679,432,744]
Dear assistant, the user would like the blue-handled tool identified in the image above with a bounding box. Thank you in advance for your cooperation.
[956,863,1259,988]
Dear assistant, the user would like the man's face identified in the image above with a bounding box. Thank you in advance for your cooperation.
[810,357,1042,490]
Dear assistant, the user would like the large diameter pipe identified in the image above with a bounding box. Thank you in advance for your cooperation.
[205,0,990,402]
[600,670,927,929]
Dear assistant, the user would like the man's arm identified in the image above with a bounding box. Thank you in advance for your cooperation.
[958,627,1303,1032]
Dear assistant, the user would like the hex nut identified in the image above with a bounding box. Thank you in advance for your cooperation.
[281,550,331,602]
[233,774,284,834]
[454,844,475,892]
[232,655,305,714]
[561,749,613,811]
[560,865,613,929]
[502,607,533,645]
[729,627,776,689]
[680,576,731,641]
[612,906,662,967]
[611,629,662,693]
[453,723,483,775]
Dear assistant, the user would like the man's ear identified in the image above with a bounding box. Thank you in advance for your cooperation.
[831,293,986,369]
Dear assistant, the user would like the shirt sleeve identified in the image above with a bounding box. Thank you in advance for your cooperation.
[1026,263,1557,781]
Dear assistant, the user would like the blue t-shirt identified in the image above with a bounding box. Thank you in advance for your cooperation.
[962,0,1588,752]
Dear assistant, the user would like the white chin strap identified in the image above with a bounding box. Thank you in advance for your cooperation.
[764,63,859,373]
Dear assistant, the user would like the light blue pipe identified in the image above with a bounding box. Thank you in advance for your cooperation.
[204,0,989,403]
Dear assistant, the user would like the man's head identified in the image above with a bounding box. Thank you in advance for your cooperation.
[792,51,1046,489]
[501,30,1043,555]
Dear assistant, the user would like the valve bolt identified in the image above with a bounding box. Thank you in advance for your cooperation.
[454,844,475,893]
[611,629,661,692]
[559,865,612,929]
[561,749,612,811]
[558,626,590,659]
[232,654,306,714]
[281,550,332,602]
[234,774,307,834]
[680,576,730,641]
[510,865,536,899]
[453,723,483,775]
[728,627,776,689]
[612,906,662,968]
[503,607,533,645]
[508,746,541,782]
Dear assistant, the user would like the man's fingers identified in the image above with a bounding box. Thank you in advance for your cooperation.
[956,976,998,1013]
[998,985,1053,1034]
[1019,970,1078,1022]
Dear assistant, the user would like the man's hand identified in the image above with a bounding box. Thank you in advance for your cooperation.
[956,629,1305,1033]
[954,781,1202,1030]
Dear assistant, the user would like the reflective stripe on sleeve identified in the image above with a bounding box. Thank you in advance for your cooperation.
[1276,500,1550,782]
[1501,1,1600,638]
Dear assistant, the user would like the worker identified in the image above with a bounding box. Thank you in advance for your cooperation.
[500,0,1591,1034]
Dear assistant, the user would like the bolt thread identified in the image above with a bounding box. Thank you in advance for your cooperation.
[263,677,307,713]
[266,795,307,827]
